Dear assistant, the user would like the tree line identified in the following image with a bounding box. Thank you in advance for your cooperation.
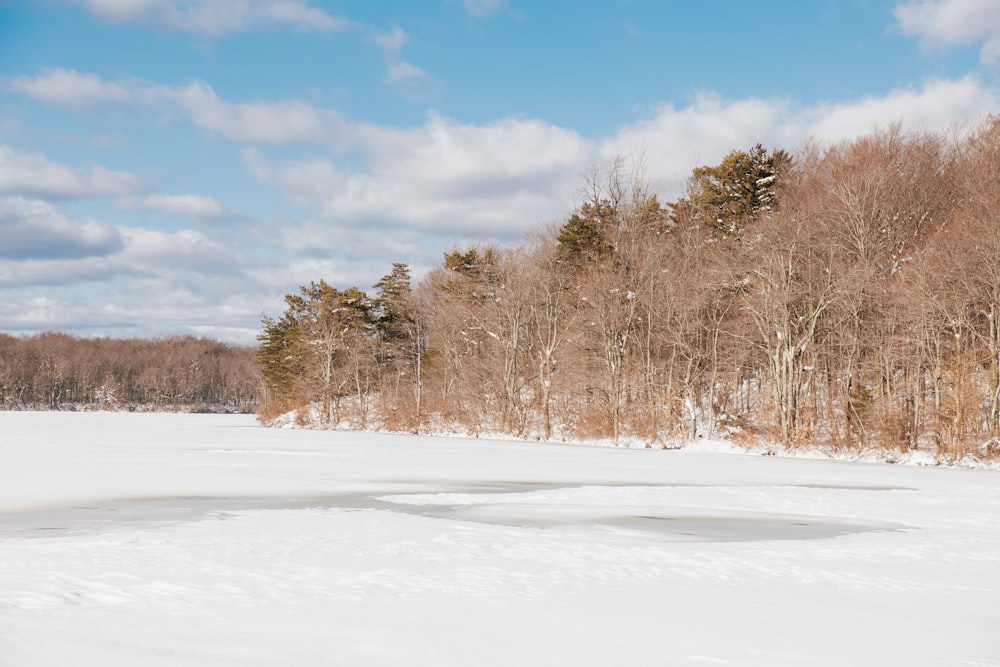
[258,118,1000,462]
[0,332,260,411]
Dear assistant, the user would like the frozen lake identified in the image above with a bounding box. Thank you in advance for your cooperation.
[1,412,998,666]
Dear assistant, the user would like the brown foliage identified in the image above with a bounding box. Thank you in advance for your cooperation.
[0,333,261,412]
[261,121,1000,462]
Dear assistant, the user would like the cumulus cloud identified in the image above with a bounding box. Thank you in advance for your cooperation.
[374,24,407,54]
[0,199,243,284]
[604,94,789,195]
[119,226,243,273]
[9,69,998,248]
[9,68,132,110]
[15,69,987,232]
[376,28,429,85]
[0,274,265,342]
[374,25,430,85]
[0,145,144,198]
[0,196,123,260]
[384,61,429,85]
[243,112,591,239]
[66,0,348,36]
[162,80,349,146]
[10,71,351,149]
[0,199,268,340]
[800,76,995,140]
[894,0,1000,64]
[6,67,998,341]
[128,194,233,221]
[240,77,998,241]
[604,77,999,198]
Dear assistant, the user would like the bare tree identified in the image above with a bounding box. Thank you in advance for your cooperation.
[739,205,838,447]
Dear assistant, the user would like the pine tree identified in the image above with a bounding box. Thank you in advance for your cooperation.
[555,199,615,269]
[257,280,374,423]
[257,305,307,414]
[441,246,499,300]
[674,144,791,239]
[373,263,413,345]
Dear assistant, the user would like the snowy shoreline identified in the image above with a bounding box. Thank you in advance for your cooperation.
[1,412,998,666]
[264,407,1000,471]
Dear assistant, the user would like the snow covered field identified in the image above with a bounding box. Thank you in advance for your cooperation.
[0,412,998,666]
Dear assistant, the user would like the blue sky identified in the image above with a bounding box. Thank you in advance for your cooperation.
[1,0,998,343]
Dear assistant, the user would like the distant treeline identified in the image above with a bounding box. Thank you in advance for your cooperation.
[259,119,1000,463]
[0,332,261,412]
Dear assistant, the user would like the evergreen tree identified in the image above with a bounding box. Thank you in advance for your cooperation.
[372,263,429,431]
[257,305,307,412]
[373,263,414,345]
[441,246,499,300]
[555,199,615,269]
[257,280,374,422]
[673,143,791,239]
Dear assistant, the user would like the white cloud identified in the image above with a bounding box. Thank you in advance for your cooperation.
[14,69,989,226]
[894,0,1000,65]
[801,76,995,140]
[374,24,407,54]
[374,25,431,86]
[163,80,349,147]
[384,61,429,85]
[119,226,240,272]
[242,76,999,242]
[260,1,346,32]
[0,271,266,342]
[604,77,999,198]
[10,71,350,149]
[0,198,243,283]
[10,69,998,254]
[241,149,338,209]
[0,196,123,260]
[463,0,513,19]
[243,112,591,239]
[136,194,232,221]
[9,68,132,110]
[67,0,348,36]
[604,94,788,195]
[0,199,270,341]
[5,68,998,340]
[0,145,144,198]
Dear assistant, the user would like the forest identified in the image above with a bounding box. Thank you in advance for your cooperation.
[268,119,1000,462]
[0,333,260,412]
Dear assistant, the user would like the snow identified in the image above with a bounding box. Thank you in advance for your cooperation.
[1,412,998,666]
